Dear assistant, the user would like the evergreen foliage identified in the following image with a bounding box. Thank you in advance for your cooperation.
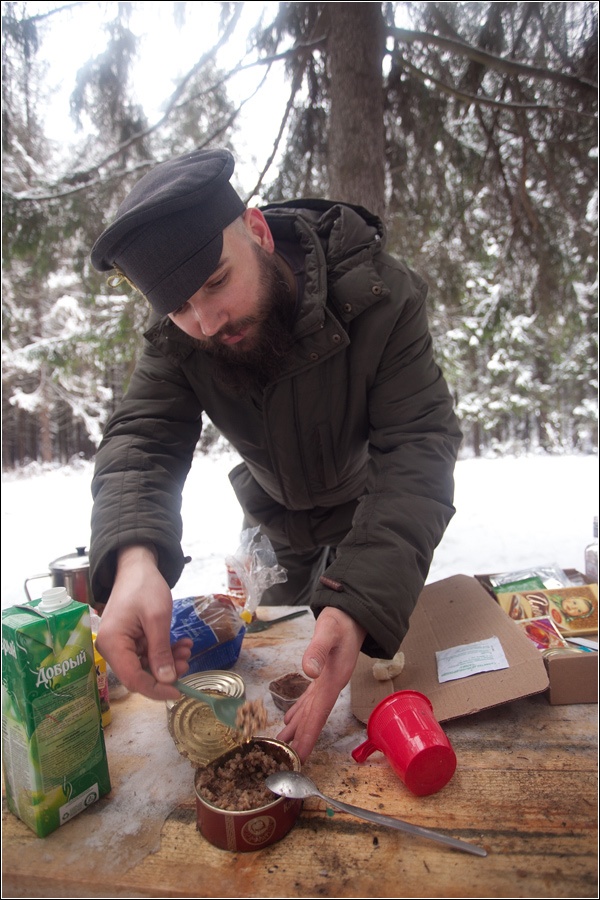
[1,1,597,466]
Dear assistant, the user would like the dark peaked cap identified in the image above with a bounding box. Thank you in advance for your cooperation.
[91,148,246,316]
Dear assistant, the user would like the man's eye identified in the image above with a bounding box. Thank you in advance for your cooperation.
[207,272,228,290]
[171,303,188,317]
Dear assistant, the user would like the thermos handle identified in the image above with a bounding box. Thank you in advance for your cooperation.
[351,738,379,763]
[23,574,52,603]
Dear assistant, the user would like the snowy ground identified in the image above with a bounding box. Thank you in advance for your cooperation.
[2,451,598,610]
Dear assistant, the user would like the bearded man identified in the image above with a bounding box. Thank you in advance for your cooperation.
[89,148,462,761]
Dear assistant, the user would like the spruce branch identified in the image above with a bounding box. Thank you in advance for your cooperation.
[400,56,598,119]
[388,25,598,93]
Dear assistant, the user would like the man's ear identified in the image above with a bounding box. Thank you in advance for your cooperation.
[242,208,275,253]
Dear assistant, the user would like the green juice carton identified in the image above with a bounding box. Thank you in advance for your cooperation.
[2,587,111,837]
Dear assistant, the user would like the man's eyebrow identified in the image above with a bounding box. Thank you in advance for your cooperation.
[206,257,230,281]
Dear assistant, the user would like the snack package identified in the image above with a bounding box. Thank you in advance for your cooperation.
[514,616,569,651]
[496,584,599,636]
[225,527,288,624]
[489,564,571,593]
[170,594,245,674]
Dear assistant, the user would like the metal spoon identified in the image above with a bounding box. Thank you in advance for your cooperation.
[174,679,244,729]
[265,771,487,857]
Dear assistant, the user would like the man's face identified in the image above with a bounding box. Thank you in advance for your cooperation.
[168,210,289,350]
[168,209,296,392]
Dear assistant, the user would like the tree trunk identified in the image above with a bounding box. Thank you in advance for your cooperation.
[326,3,386,218]
[39,365,53,464]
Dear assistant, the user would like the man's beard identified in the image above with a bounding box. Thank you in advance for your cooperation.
[200,247,296,397]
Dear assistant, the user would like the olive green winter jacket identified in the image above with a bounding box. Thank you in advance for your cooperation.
[90,199,462,658]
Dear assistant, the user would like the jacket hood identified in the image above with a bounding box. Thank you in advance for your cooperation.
[261,199,388,336]
[145,199,389,362]
[260,198,386,262]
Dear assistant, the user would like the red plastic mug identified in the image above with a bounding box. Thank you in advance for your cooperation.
[351,690,456,796]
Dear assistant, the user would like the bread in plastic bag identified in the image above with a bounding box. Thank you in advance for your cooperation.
[170,593,245,673]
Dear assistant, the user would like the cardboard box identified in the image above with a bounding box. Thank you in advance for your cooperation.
[543,650,598,705]
[351,574,550,724]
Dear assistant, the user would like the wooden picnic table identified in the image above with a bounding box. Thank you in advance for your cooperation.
[2,606,597,899]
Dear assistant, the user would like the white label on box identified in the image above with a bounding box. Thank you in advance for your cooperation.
[436,636,509,683]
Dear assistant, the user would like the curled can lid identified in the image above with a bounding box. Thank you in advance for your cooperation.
[167,671,245,767]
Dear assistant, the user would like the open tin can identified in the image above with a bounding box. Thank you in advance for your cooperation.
[167,671,246,767]
[194,738,302,852]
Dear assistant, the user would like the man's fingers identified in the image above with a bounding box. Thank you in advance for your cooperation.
[93,549,188,702]
[151,652,176,683]
[141,601,179,683]
[301,609,342,678]
[277,609,367,760]
[277,686,337,762]
[129,667,184,701]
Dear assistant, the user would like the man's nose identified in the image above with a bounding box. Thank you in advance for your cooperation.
[189,300,226,337]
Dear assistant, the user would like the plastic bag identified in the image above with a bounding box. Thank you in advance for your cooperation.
[225,526,288,623]
[489,564,571,593]
[170,528,287,674]
[170,593,245,674]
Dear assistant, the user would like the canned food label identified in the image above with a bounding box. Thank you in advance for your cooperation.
[242,815,277,846]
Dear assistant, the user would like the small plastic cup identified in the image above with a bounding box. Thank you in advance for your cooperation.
[351,690,456,796]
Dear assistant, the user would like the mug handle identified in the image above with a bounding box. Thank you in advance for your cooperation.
[23,573,52,603]
[351,738,379,763]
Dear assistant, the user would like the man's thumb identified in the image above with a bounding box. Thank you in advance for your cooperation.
[303,614,336,678]
[149,646,176,684]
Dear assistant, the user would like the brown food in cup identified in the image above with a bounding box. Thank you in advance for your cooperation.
[268,672,311,711]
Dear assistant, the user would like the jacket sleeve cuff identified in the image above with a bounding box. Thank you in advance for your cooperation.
[90,537,186,607]
[311,581,405,659]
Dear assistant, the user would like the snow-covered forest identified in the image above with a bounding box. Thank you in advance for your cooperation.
[2,2,598,468]
[2,451,598,611]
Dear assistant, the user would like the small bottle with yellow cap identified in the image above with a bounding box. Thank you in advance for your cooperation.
[90,613,111,728]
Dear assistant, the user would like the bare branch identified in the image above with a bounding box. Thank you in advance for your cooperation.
[244,35,327,67]
[3,3,247,201]
[8,10,322,203]
[21,2,84,25]
[158,3,245,116]
[3,160,152,203]
[3,63,273,205]
[84,2,245,171]
[244,66,305,202]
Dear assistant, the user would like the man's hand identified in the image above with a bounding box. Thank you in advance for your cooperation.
[277,607,366,762]
[95,544,192,702]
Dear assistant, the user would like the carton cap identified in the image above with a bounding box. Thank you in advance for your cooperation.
[39,587,72,611]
